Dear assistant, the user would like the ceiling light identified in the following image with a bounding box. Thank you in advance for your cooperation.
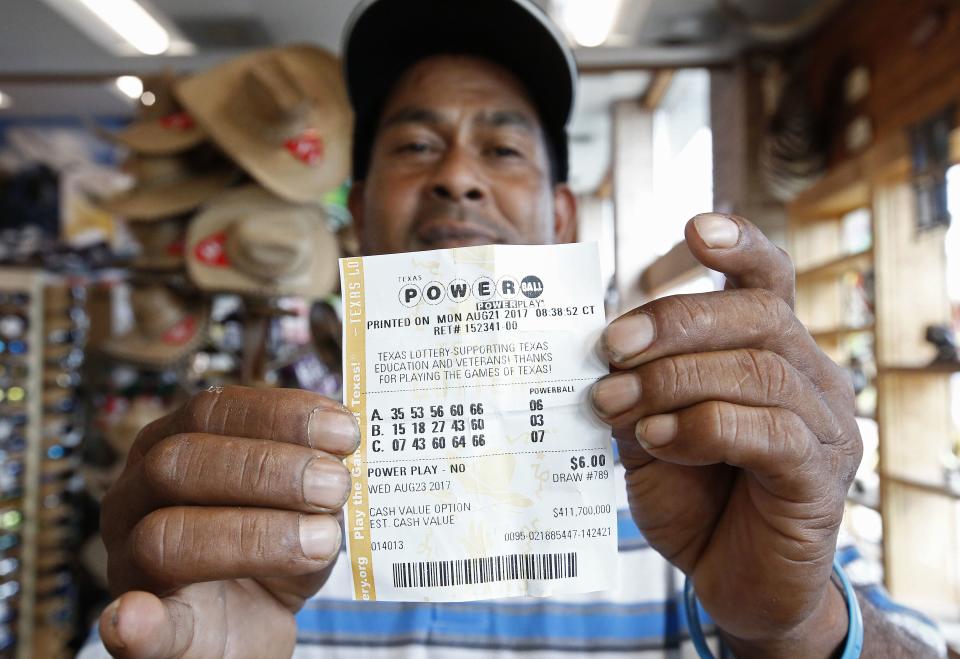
[74,0,169,54]
[0,91,11,110]
[40,0,194,56]
[558,0,623,48]
[115,76,144,100]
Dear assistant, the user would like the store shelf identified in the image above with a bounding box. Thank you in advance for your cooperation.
[809,323,875,342]
[881,473,960,501]
[795,249,873,280]
[879,363,960,376]
[789,158,870,221]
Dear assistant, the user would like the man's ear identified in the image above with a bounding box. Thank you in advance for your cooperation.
[347,180,366,238]
[552,183,577,244]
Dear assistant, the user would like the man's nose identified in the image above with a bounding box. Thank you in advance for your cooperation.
[428,148,486,203]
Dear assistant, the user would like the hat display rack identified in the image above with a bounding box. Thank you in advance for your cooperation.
[173,44,352,388]
[98,72,232,374]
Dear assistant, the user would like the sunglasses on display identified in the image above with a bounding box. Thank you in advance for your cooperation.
[0,512,21,533]
[0,438,26,455]
[0,417,25,440]
[0,363,27,381]
[0,293,29,308]
[0,315,27,341]
[42,397,77,415]
[43,348,83,370]
[0,341,27,356]
[0,535,18,553]
[43,371,81,389]
[37,527,72,550]
[34,596,72,623]
[43,429,81,450]
[36,553,69,575]
[1,461,23,479]
[0,582,19,602]
[0,387,26,405]
[44,444,78,461]
[0,558,17,578]
[45,327,86,346]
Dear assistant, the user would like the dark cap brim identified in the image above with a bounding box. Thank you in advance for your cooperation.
[342,0,576,182]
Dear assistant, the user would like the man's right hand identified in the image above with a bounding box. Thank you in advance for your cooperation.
[99,385,358,659]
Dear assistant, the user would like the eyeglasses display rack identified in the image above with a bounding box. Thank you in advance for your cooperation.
[0,269,86,659]
[0,269,44,659]
[36,280,86,658]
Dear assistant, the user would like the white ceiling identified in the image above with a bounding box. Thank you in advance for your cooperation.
[0,0,824,193]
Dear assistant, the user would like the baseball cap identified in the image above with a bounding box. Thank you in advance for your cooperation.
[342,0,577,183]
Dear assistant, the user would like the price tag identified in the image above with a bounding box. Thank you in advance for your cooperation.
[339,243,616,602]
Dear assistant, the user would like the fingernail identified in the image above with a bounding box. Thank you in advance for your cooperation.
[308,409,360,453]
[303,458,351,509]
[102,598,124,649]
[591,373,640,417]
[299,515,341,560]
[636,414,677,449]
[694,213,740,249]
[603,313,655,363]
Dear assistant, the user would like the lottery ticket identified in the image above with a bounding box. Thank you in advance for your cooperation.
[339,242,617,602]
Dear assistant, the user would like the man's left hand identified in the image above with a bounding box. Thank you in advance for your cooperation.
[591,213,863,658]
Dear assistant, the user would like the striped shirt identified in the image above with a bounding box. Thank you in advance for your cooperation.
[79,447,946,658]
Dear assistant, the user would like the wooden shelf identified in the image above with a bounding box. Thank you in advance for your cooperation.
[882,473,960,501]
[810,323,875,342]
[788,157,870,221]
[879,363,960,376]
[796,249,873,280]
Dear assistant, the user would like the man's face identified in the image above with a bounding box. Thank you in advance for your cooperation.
[348,55,576,255]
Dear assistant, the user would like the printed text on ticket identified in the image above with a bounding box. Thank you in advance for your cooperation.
[339,243,617,602]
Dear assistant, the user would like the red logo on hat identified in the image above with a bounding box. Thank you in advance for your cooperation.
[160,112,195,130]
[284,129,324,166]
[162,316,197,346]
[166,238,185,257]
[194,232,230,267]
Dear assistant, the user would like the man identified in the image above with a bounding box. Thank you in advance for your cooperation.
[90,0,944,657]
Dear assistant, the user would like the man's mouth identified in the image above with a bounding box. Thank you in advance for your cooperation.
[414,221,501,249]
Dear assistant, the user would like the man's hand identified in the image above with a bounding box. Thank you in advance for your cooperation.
[99,386,358,659]
[592,213,862,658]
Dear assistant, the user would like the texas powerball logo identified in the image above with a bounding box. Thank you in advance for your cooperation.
[399,275,544,307]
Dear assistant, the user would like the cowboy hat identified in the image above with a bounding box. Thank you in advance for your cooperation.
[100,284,208,366]
[127,215,187,271]
[101,152,237,221]
[176,45,352,204]
[186,185,338,300]
[104,396,171,458]
[106,71,206,155]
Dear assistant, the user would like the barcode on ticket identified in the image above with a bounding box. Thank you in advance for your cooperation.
[392,552,578,588]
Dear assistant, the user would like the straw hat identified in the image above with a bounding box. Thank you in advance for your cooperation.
[101,154,237,221]
[104,397,171,457]
[176,45,352,204]
[101,284,208,366]
[128,216,187,271]
[107,71,206,155]
[186,185,338,300]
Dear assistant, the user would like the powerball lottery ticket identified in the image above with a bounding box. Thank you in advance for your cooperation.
[339,243,617,602]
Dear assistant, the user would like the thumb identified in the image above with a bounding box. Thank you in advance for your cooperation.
[99,591,198,659]
[684,212,795,309]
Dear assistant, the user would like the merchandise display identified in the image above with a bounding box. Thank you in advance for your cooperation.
[176,45,352,205]
[102,72,206,156]
[186,184,339,300]
[1,41,352,654]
